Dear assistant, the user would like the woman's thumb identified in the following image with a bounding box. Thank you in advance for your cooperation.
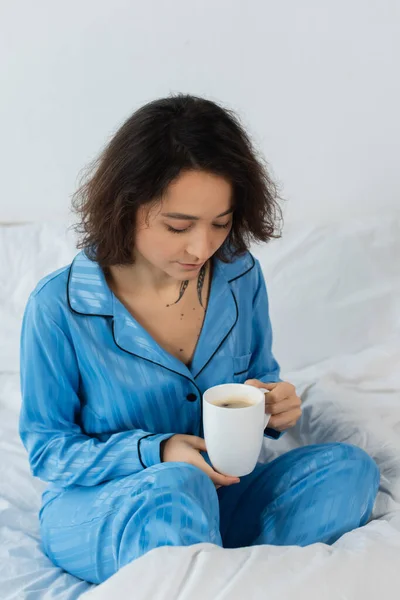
[245,379,260,386]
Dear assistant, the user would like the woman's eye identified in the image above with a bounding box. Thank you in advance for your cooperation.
[213,221,231,229]
[166,225,189,234]
[166,221,231,234]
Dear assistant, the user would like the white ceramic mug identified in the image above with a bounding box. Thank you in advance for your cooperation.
[203,383,271,477]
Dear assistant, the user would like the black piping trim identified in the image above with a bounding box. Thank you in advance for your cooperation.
[227,253,255,283]
[193,290,239,382]
[137,433,157,468]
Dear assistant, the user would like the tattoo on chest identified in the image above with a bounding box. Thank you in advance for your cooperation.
[196,264,206,308]
[166,279,189,307]
[166,263,207,308]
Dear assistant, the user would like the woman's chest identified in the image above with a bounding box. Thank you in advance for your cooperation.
[119,290,207,366]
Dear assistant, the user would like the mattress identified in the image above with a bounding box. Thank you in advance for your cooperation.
[1,216,399,599]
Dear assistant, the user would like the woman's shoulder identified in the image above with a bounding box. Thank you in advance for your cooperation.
[26,254,78,320]
[31,264,70,299]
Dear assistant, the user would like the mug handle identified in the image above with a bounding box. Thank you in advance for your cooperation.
[259,388,271,428]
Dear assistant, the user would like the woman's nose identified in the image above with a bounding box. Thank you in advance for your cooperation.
[185,231,214,262]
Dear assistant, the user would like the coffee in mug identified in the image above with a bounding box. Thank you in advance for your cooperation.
[211,397,254,409]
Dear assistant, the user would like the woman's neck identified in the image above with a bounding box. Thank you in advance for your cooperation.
[107,261,177,297]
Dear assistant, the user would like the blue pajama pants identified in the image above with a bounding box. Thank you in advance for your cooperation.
[39,443,379,584]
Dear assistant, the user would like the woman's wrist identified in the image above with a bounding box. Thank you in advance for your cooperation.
[160,434,176,462]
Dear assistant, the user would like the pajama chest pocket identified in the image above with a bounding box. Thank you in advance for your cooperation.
[233,353,252,382]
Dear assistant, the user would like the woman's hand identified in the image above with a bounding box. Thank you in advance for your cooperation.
[245,380,302,432]
[161,434,240,487]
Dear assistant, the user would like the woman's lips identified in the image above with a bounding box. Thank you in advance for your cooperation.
[178,262,203,270]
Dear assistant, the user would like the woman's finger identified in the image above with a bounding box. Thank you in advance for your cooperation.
[245,379,279,391]
[266,397,301,415]
[207,467,240,487]
[269,408,302,430]
[191,453,240,486]
[263,382,297,402]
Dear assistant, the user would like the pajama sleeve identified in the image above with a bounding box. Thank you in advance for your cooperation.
[246,260,282,440]
[19,295,174,488]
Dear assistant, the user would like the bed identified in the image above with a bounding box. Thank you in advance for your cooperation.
[1,216,399,599]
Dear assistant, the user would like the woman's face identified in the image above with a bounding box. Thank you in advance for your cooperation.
[134,170,233,281]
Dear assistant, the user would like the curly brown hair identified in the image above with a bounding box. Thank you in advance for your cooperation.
[72,94,282,267]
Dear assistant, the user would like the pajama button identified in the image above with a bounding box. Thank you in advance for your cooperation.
[186,393,197,402]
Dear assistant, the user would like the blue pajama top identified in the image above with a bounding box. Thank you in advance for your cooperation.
[19,250,281,491]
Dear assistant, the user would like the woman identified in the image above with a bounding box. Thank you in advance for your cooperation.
[19,95,379,584]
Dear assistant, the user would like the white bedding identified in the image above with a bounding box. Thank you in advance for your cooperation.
[1,216,400,599]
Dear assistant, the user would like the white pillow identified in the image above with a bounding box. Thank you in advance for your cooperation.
[253,213,400,373]
[0,223,77,372]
